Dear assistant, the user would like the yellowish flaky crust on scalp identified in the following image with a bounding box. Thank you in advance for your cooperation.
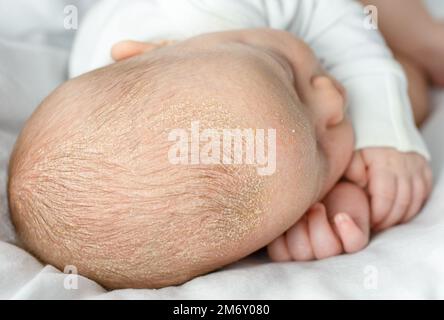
[8,54,272,289]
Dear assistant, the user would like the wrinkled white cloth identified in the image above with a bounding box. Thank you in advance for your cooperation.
[1,0,444,299]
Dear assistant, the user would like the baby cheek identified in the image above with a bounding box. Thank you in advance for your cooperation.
[335,118,355,176]
[321,118,355,193]
[343,117,355,161]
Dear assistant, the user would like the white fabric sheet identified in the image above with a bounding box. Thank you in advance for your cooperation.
[1,0,444,299]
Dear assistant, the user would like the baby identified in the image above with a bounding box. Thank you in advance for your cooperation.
[269,0,439,261]
[7,0,437,289]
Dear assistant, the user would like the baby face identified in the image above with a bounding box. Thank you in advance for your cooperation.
[115,29,354,223]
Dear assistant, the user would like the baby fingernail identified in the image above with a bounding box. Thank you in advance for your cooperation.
[335,213,349,223]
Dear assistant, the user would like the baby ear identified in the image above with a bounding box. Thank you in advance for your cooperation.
[311,75,345,106]
[111,40,172,62]
[312,76,342,95]
[310,75,346,126]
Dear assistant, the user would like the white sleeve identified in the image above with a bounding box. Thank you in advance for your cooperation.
[69,0,268,78]
[69,0,181,78]
[278,0,430,159]
[71,0,429,159]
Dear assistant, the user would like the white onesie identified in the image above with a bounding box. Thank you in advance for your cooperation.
[69,0,430,159]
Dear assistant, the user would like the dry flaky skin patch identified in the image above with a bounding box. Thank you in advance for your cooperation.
[8,76,274,288]
[156,99,273,253]
[213,165,268,245]
[154,99,272,241]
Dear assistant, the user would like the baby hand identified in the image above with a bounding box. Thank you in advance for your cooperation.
[267,183,370,261]
[345,147,433,231]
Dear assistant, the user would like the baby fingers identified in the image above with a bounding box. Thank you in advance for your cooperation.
[424,165,434,196]
[345,151,368,188]
[334,213,369,253]
[307,203,343,259]
[285,216,315,261]
[368,170,397,227]
[402,174,428,223]
[374,177,411,231]
[267,235,292,262]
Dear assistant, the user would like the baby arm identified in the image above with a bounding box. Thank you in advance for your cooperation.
[268,182,370,262]
[360,0,444,87]
[345,0,437,231]
[345,148,432,231]
[344,54,433,232]
[297,0,433,232]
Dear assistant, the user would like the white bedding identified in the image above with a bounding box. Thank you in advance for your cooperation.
[1,0,444,299]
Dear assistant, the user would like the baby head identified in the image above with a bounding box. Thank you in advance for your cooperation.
[8,29,353,289]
